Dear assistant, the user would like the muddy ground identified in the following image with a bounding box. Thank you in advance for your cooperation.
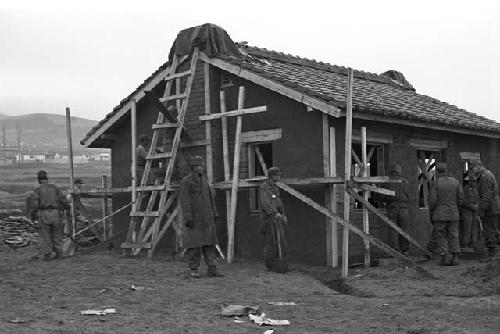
[1,244,499,334]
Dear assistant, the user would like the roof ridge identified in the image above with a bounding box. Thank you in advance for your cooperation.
[237,43,415,91]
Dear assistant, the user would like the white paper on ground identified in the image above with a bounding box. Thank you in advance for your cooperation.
[80,308,117,315]
[249,313,290,326]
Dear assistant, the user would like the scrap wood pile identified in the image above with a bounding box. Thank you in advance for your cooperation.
[0,216,38,248]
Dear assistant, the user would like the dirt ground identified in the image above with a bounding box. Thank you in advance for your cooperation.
[1,244,499,334]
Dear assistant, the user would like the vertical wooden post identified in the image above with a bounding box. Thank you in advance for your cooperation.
[323,113,333,266]
[101,175,108,241]
[329,126,338,267]
[131,101,138,204]
[65,107,76,236]
[204,63,213,183]
[361,127,370,268]
[227,86,245,263]
[342,68,354,278]
[220,91,231,261]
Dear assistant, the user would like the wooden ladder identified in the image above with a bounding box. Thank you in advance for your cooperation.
[121,48,199,257]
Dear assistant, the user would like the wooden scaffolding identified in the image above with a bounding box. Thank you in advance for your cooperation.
[77,49,435,278]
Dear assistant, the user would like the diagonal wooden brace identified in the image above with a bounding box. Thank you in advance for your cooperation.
[143,90,177,123]
[346,188,433,258]
[276,181,436,279]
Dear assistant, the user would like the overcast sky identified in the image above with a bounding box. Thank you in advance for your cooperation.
[1,0,499,122]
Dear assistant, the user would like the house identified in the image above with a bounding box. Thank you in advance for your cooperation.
[16,153,46,163]
[81,24,500,265]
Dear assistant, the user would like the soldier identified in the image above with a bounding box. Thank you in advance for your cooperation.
[178,156,222,278]
[259,167,288,269]
[460,173,479,250]
[382,164,410,256]
[28,170,70,260]
[470,159,500,258]
[429,163,464,266]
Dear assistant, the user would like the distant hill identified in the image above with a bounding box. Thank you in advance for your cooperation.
[0,113,106,155]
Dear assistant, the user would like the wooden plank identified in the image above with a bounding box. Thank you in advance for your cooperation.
[361,127,370,268]
[130,211,160,217]
[152,123,179,130]
[159,93,187,102]
[277,182,435,279]
[204,62,214,183]
[143,90,177,122]
[323,114,334,267]
[65,107,77,236]
[342,68,354,278]
[100,134,118,140]
[163,70,192,82]
[242,128,282,143]
[220,90,232,260]
[146,152,172,160]
[198,52,342,119]
[121,242,152,249]
[358,183,395,196]
[130,101,138,204]
[347,188,433,258]
[199,106,267,121]
[329,126,338,268]
[101,175,108,240]
[254,146,268,174]
[227,86,245,263]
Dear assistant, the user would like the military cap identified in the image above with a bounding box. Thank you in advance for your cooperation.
[37,170,48,180]
[436,162,447,173]
[267,167,282,177]
[390,164,402,174]
[139,134,150,142]
[470,159,483,169]
[189,155,205,166]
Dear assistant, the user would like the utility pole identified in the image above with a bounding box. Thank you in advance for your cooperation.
[16,124,22,167]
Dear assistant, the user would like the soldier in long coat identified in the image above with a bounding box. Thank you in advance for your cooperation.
[178,156,222,278]
[28,170,70,260]
[429,163,464,266]
[471,159,500,257]
[259,167,288,269]
[460,174,479,250]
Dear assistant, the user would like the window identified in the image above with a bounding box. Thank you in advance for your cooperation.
[351,143,385,209]
[248,142,273,211]
[417,150,441,208]
[221,72,234,88]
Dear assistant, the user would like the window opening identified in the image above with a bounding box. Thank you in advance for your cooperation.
[248,142,273,211]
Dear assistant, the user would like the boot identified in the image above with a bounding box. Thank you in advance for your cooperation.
[450,253,459,266]
[439,254,451,266]
[207,266,224,278]
[189,269,200,278]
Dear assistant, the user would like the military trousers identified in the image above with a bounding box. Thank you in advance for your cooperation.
[481,214,499,249]
[434,220,460,255]
[261,218,287,269]
[38,209,64,256]
[186,245,217,270]
[386,207,409,252]
[460,210,478,247]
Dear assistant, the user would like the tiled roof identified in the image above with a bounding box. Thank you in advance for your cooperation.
[226,45,500,133]
[82,43,500,146]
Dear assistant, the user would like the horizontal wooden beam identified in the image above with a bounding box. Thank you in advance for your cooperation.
[146,152,172,160]
[199,106,267,121]
[199,52,342,118]
[357,183,395,196]
[159,93,187,103]
[242,128,282,143]
[152,122,179,130]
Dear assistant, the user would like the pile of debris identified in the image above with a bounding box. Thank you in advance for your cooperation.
[0,216,39,248]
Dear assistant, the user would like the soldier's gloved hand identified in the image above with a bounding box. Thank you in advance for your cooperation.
[185,220,195,229]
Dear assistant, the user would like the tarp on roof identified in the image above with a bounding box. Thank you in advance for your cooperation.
[168,23,244,61]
